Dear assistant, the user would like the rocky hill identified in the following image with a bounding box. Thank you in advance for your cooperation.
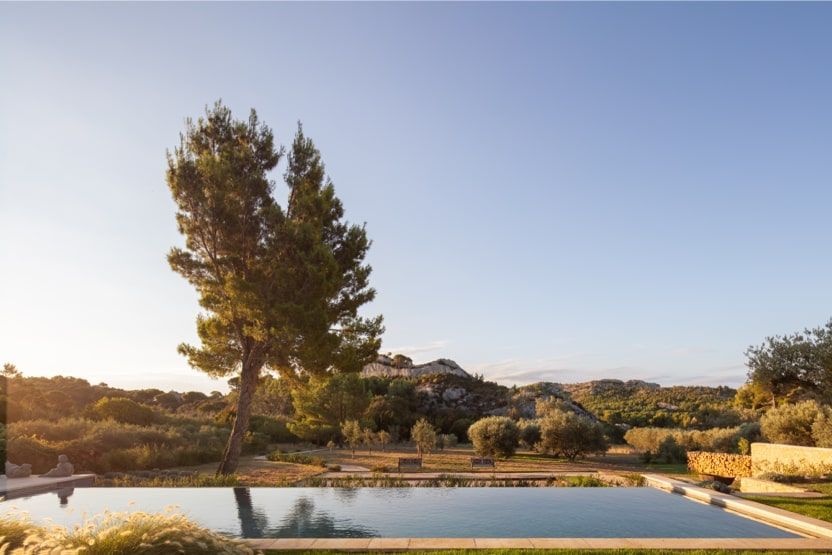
[361,354,471,379]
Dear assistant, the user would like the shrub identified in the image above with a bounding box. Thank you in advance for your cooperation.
[468,416,520,458]
[812,406,832,448]
[655,436,687,464]
[249,415,298,443]
[90,397,159,426]
[267,450,326,466]
[562,475,607,487]
[761,400,822,446]
[538,409,607,461]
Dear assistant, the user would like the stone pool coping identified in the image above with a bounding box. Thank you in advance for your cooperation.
[245,537,832,551]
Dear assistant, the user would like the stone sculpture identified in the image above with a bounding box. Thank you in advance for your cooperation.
[5,461,32,478]
[41,454,74,478]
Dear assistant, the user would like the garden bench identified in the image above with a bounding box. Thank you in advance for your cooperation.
[397,457,422,471]
[470,457,495,469]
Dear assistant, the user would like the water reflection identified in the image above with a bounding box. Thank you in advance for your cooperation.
[266,495,377,538]
[233,487,269,538]
[55,487,74,506]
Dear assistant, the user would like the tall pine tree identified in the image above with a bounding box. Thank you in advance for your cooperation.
[167,102,382,474]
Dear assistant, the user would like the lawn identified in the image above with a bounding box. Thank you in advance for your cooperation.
[751,496,832,523]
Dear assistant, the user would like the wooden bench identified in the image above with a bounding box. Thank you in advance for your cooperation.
[397,457,422,471]
[470,457,495,469]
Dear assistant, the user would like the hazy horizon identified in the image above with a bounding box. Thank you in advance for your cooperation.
[2,3,831,393]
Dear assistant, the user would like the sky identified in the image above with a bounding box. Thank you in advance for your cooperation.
[1,3,831,393]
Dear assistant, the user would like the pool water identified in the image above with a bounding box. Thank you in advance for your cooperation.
[1,487,798,538]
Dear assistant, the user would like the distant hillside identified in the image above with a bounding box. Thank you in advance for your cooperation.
[361,356,740,430]
[561,379,740,429]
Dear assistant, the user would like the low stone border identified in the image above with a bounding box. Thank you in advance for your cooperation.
[643,473,832,539]
[246,537,832,551]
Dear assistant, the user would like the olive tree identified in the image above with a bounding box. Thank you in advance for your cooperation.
[468,416,520,458]
[411,418,437,458]
[538,409,607,461]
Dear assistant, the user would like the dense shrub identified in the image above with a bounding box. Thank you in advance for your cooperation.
[267,450,326,466]
[624,424,761,459]
[468,416,520,458]
[761,400,822,446]
[812,407,832,448]
[90,397,159,426]
[538,409,607,461]
[6,417,227,473]
[249,414,299,443]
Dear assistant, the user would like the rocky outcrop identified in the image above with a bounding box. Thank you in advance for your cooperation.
[361,355,471,379]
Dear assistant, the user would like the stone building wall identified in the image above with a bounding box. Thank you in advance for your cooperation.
[751,442,832,477]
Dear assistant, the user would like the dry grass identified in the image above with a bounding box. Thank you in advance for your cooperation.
[173,456,327,486]
[0,509,255,554]
[320,446,600,473]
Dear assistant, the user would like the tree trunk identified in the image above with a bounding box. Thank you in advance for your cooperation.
[217,360,260,475]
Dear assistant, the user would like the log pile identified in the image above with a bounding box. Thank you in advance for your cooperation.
[687,451,752,478]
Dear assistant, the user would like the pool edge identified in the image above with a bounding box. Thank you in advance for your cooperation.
[245,536,832,551]
[643,473,832,540]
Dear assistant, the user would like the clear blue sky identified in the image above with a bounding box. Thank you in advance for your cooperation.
[1,3,830,393]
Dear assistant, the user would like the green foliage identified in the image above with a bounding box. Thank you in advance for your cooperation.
[266,450,326,466]
[90,397,159,426]
[812,406,832,448]
[411,418,437,457]
[760,400,823,446]
[6,417,227,474]
[518,419,541,448]
[248,414,298,443]
[95,473,240,487]
[468,416,520,458]
[562,475,607,487]
[564,379,739,429]
[290,373,370,443]
[538,409,608,461]
[745,318,832,405]
[624,424,761,458]
[166,102,382,473]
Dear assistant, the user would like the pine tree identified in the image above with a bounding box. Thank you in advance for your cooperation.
[167,102,382,474]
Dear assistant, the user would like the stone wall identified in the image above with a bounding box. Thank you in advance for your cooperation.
[687,451,752,478]
[737,477,810,494]
[751,442,832,477]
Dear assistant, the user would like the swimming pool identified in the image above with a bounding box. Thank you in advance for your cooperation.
[1,487,799,539]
